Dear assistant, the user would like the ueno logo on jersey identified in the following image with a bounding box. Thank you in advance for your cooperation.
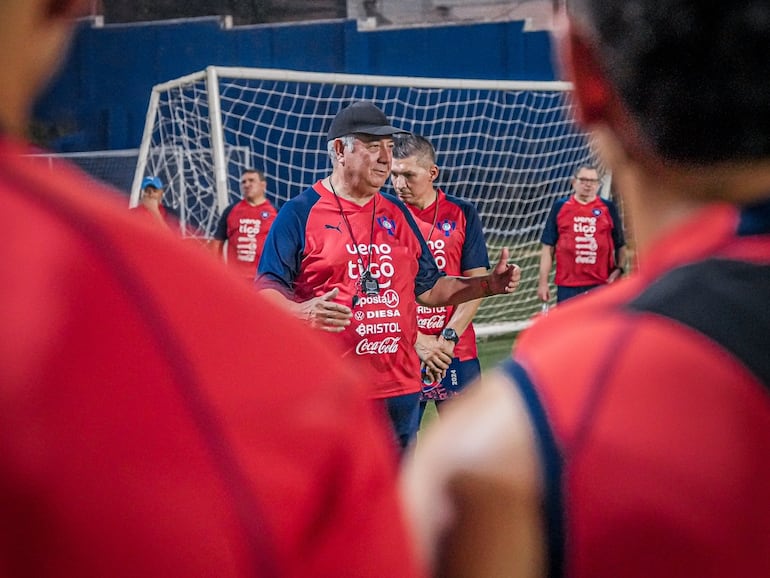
[573,216,597,235]
[345,243,392,256]
[355,336,401,355]
[427,238,447,270]
[356,289,400,308]
[239,218,261,236]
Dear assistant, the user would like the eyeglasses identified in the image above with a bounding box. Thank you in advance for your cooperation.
[575,177,601,185]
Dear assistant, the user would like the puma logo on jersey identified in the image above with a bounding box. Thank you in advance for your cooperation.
[325,222,342,233]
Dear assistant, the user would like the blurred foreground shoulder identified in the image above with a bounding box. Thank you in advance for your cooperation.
[401,370,546,578]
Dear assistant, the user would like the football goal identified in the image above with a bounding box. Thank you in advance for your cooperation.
[133,66,601,336]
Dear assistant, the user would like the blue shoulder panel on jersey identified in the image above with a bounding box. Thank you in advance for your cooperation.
[599,197,626,249]
[500,358,565,578]
[540,196,570,246]
[256,187,320,294]
[445,194,490,271]
[381,192,445,296]
[213,200,237,241]
[627,258,770,389]
[738,197,770,236]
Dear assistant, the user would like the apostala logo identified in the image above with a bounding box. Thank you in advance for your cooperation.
[354,288,400,308]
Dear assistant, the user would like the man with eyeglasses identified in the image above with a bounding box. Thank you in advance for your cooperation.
[537,164,627,303]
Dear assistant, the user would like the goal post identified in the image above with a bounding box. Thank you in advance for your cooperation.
[135,66,601,336]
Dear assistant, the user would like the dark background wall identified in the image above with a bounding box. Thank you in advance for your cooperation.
[100,0,346,25]
[33,15,557,152]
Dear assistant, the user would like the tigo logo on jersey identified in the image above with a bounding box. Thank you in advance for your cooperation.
[377,216,396,236]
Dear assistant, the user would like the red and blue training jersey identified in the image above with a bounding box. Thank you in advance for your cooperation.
[213,198,277,280]
[407,189,489,361]
[541,195,625,287]
[257,180,444,399]
[0,138,425,578]
[508,198,770,578]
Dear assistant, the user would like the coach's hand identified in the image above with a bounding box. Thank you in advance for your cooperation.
[485,248,521,296]
[300,288,352,333]
[415,332,453,380]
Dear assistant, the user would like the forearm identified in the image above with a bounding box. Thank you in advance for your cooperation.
[445,298,483,337]
[418,275,494,308]
[444,267,486,335]
[616,246,628,271]
[538,246,553,286]
[257,287,302,317]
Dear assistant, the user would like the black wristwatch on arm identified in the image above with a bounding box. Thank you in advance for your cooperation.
[441,327,460,344]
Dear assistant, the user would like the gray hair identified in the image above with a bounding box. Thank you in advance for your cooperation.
[326,135,356,163]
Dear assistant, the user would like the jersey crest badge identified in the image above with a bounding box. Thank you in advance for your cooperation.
[439,219,456,237]
[377,216,396,236]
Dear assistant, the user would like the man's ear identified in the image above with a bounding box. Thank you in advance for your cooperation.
[559,22,613,127]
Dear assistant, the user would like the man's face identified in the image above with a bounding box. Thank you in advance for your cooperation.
[143,186,163,201]
[572,168,601,203]
[391,155,437,209]
[343,134,395,195]
[241,172,266,204]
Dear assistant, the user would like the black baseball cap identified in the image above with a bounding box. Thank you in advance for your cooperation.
[326,101,408,141]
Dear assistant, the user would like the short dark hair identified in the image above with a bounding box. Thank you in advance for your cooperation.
[574,164,600,178]
[569,0,770,164]
[241,168,265,180]
[393,133,436,165]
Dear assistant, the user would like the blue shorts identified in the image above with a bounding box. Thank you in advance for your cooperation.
[556,284,602,303]
[420,357,481,402]
[384,392,421,453]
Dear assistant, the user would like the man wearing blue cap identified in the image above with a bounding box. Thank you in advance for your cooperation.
[131,176,179,230]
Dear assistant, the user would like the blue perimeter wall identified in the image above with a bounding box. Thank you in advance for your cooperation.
[34,16,557,152]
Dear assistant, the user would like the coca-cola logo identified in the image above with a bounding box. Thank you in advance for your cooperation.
[355,336,401,355]
[417,314,446,329]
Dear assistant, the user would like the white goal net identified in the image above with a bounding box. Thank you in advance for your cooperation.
[134,66,601,336]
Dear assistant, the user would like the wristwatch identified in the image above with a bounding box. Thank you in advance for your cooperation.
[441,327,460,344]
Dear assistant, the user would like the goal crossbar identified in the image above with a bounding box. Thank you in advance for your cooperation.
[134,66,597,336]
